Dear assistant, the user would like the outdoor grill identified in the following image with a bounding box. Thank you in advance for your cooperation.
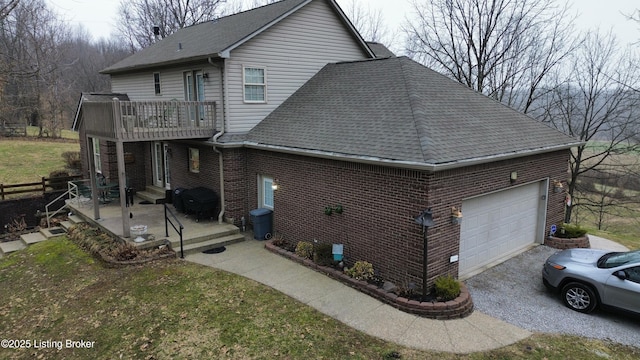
[181,187,219,222]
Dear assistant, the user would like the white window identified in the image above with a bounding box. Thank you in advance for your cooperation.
[260,176,274,209]
[243,67,266,103]
[153,73,161,95]
[92,138,101,173]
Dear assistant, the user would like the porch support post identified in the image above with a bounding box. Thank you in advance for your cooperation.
[88,136,100,219]
[116,140,130,237]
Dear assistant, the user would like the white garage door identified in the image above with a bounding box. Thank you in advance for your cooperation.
[458,182,545,279]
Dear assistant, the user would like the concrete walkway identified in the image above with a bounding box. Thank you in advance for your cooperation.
[185,234,629,354]
[186,238,531,354]
[588,234,630,251]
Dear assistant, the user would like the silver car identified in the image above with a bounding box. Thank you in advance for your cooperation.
[542,248,640,314]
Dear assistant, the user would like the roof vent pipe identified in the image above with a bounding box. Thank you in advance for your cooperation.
[177,43,182,51]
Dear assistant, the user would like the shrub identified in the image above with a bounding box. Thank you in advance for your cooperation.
[105,242,140,261]
[556,223,587,238]
[345,260,374,281]
[294,241,314,259]
[313,243,333,266]
[62,151,81,173]
[434,275,461,301]
[49,169,70,190]
[67,223,174,264]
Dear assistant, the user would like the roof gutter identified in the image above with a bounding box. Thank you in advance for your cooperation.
[243,141,584,172]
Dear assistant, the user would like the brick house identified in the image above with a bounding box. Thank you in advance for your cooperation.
[73,0,579,289]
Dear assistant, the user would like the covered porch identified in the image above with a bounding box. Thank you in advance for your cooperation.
[77,97,220,237]
[66,195,245,256]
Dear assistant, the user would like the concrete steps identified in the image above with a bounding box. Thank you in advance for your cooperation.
[0,205,244,259]
[0,215,88,258]
[171,232,245,256]
[0,228,60,257]
[136,186,167,204]
[0,240,26,258]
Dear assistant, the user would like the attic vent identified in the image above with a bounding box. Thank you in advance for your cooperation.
[153,26,160,36]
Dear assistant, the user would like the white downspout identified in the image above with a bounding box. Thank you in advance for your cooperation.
[209,57,227,224]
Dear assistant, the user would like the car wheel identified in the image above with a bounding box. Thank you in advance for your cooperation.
[561,282,598,313]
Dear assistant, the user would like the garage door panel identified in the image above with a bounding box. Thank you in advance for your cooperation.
[459,182,543,278]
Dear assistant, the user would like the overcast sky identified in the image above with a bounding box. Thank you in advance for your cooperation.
[46,0,639,49]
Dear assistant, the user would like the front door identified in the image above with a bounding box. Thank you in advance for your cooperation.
[153,142,171,189]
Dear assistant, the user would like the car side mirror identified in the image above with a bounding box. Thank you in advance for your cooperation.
[613,270,628,280]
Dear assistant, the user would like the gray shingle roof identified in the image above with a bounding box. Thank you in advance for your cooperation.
[367,42,395,58]
[103,0,371,74]
[246,56,578,167]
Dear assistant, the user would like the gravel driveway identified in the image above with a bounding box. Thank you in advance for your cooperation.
[465,245,640,347]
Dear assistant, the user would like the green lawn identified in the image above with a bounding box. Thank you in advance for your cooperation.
[0,139,79,185]
[0,238,638,360]
[26,126,79,140]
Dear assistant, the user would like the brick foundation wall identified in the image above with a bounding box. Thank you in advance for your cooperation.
[242,149,570,289]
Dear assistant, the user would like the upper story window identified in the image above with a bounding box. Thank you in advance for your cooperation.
[243,66,266,103]
[154,73,161,95]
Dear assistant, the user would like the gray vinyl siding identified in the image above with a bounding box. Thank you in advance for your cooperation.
[224,0,369,133]
[111,65,223,103]
[110,65,224,129]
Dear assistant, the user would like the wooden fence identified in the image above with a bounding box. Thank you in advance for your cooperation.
[0,175,82,200]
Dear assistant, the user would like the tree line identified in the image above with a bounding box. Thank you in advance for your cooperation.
[1,0,639,224]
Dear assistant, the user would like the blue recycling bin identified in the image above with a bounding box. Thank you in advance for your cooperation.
[250,208,273,240]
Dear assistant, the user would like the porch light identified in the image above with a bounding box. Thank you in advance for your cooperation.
[510,171,518,183]
[552,180,564,193]
[271,180,279,191]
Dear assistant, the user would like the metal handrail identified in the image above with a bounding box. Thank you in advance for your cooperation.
[164,203,185,258]
[45,187,72,228]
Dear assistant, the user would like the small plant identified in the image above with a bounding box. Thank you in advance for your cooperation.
[556,223,587,238]
[324,206,333,215]
[345,260,374,281]
[313,243,333,266]
[294,241,314,259]
[271,233,286,247]
[393,282,417,299]
[6,215,27,233]
[434,275,461,301]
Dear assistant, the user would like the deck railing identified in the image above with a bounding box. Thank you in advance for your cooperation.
[82,100,217,141]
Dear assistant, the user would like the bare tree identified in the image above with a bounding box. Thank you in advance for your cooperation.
[340,0,386,43]
[405,0,579,113]
[627,8,640,44]
[0,0,18,21]
[539,31,640,223]
[116,0,227,51]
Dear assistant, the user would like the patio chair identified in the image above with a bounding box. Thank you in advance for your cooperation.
[70,181,92,207]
